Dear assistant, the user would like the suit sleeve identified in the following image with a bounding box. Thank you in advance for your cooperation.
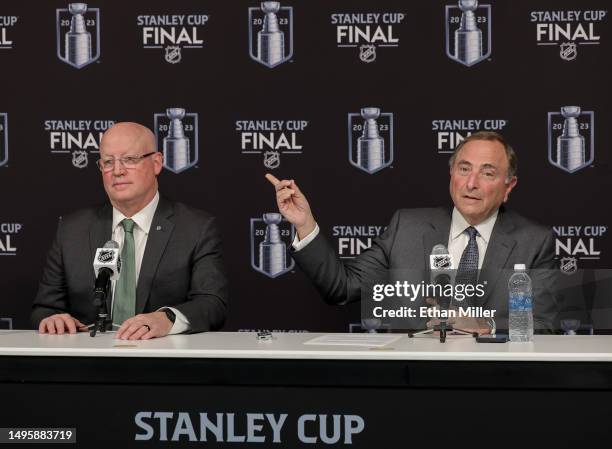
[292,211,401,305]
[531,230,559,333]
[172,217,229,332]
[31,218,70,327]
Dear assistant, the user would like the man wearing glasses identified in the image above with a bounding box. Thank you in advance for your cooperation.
[32,122,228,339]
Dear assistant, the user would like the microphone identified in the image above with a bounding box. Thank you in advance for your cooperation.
[93,240,121,301]
[430,243,456,284]
[430,244,454,278]
[90,241,121,337]
[429,244,455,342]
[93,240,121,284]
[429,243,454,304]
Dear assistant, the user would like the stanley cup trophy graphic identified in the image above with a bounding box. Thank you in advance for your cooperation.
[258,213,287,277]
[454,0,483,66]
[257,2,285,67]
[557,106,586,173]
[163,108,190,173]
[65,3,92,67]
[357,108,385,173]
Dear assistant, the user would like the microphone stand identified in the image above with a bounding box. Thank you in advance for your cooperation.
[91,278,112,337]
[408,293,476,342]
[408,322,475,340]
[437,292,454,343]
[438,320,448,343]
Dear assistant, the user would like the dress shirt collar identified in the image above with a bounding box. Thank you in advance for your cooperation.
[112,191,160,235]
[450,207,499,244]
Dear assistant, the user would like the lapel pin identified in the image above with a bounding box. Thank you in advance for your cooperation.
[156,226,162,231]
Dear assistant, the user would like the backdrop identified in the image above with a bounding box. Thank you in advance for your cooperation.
[0,0,609,332]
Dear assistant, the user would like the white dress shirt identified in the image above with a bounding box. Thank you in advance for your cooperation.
[448,207,498,269]
[448,208,499,333]
[110,191,190,334]
[292,223,321,251]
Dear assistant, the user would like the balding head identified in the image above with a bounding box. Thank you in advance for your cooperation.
[98,122,162,217]
[100,122,156,157]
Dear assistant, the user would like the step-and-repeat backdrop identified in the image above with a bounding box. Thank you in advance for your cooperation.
[0,0,610,332]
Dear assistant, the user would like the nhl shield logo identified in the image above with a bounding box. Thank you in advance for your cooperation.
[263,151,280,169]
[154,108,199,174]
[248,2,294,68]
[548,106,595,174]
[72,150,88,168]
[97,249,114,263]
[165,45,182,64]
[431,254,453,270]
[56,3,101,69]
[445,1,492,67]
[0,113,8,167]
[560,257,578,275]
[347,108,394,174]
[250,213,295,278]
[359,44,376,63]
[559,42,577,61]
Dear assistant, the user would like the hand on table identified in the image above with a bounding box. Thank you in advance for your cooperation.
[115,311,173,340]
[39,313,89,334]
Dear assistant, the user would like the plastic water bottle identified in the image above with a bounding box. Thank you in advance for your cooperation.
[508,264,534,342]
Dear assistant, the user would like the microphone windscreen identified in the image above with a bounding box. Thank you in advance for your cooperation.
[431,244,449,255]
[103,240,119,249]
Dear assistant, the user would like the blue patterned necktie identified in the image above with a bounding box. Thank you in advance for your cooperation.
[456,226,479,289]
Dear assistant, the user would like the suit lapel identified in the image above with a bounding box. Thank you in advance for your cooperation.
[480,208,516,305]
[422,209,452,276]
[90,204,113,312]
[136,197,175,313]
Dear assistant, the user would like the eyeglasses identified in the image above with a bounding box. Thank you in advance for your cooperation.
[97,152,156,172]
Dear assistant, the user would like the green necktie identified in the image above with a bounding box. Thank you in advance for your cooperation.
[113,218,136,325]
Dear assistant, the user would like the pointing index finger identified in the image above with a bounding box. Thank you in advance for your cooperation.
[265,173,280,186]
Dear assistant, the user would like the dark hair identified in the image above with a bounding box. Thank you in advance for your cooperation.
[448,131,517,180]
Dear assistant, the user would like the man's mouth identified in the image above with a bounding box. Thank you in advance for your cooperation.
[463,194,481,201]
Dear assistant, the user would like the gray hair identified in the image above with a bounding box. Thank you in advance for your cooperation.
[448,131,518,181]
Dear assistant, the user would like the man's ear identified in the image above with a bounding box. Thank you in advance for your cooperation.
[153,151,163,175]
[503,176,518,202]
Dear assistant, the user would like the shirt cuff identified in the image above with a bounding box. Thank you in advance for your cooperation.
[291,224,320,252]
[486,317,496,335]
[162,307,190,335]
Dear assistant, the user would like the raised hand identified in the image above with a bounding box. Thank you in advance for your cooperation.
[265,173,316,239]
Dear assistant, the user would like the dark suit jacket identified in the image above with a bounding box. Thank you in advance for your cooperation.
[293,207,558,332]
[31,196,229,332]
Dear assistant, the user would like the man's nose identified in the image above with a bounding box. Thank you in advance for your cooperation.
[466,171,479,189]
[112,160,126,176]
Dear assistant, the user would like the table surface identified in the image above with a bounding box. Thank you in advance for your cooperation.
[1,330,612,361]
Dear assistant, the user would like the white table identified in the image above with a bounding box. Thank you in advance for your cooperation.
[2,330,611,361]
[1,331,611,448]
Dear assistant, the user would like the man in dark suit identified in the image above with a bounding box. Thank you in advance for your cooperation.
[32,122,228,339]
[266,131,558,334]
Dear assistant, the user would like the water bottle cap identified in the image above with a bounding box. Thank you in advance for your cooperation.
[514,264,526,271]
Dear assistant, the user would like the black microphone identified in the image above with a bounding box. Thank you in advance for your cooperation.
[90,240,121,337]
[429,244,455,342]
[430,244,455,283]
[92,240,121,303]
